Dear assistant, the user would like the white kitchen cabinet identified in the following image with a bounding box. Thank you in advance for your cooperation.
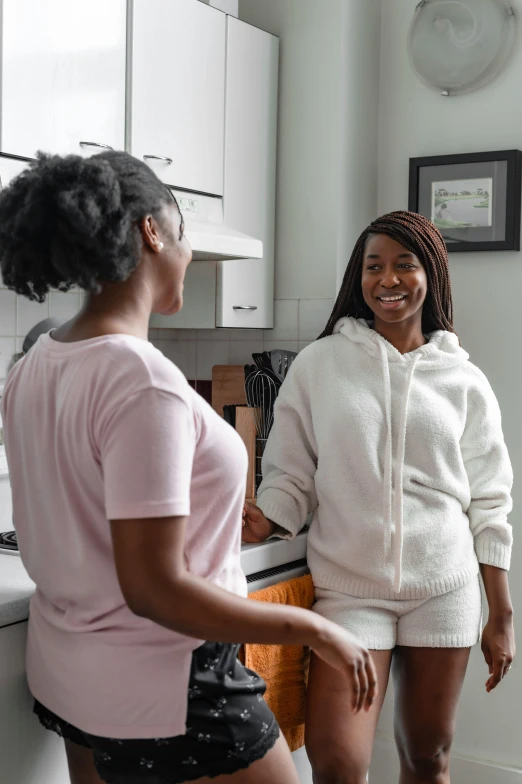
[217,18,279,329]
[150,261,217,330]
[0,622,69,784]
[130,0,226,196]
[1,0,126,159]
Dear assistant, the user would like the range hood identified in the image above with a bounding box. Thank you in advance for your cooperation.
[172,188,262,261]
[184,218,262,261]
[0,155,263,262]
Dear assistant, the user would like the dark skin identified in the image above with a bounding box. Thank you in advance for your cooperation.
[53,204,376,784]
[243,234,515,784]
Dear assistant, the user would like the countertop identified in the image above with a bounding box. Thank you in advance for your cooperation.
[0,552,34,628]
[0,536,306,630]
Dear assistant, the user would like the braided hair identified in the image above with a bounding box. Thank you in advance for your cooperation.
[318,210,454,339]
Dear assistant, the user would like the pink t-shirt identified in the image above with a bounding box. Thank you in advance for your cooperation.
[2,332,248,739]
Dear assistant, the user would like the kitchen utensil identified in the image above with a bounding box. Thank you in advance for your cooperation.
[0,530,17,552]
[223,405,237,428]
[245,368,278,492]
[211,365,247,417]
[235,406,258,500]
[245,370,276,436]
[269,349,297,383]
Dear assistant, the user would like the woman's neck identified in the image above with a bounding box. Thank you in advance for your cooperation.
[53,279,153,344]
[372,316,427,355]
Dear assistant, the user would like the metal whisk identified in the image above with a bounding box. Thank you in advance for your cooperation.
[245,368,279,491]
[245,369,278,439]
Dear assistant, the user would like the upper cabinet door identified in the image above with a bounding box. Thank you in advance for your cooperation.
[217,19,279,328]
[1,0,126,158]
[131,0,226,196]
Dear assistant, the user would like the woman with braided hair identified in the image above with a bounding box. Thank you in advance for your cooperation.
[243,211,515,783]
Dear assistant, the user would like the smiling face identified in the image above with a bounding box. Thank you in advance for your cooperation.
[361,233,428,329]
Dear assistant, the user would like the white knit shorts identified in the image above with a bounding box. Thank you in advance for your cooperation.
[313,578,482,650]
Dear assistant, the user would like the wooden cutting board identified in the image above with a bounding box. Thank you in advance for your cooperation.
[211,365,247,417]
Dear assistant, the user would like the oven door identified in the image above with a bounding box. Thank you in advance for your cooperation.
[240,531,313,782]
[240,529,308,592]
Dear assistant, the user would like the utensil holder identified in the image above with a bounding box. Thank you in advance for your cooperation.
[235,406,258,501]
[255,437,268,493]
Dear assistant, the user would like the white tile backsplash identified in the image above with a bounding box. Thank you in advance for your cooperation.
[149,298,329,380]
[0,290,16,336]
[0,295,330,383]
[16,296,49,336]
[263,339,299,354]
[197,328,232,341]
[156,339,197,379]
[197,341,230,380]
[0,337,16,377]
[228,329,264,342]
[49,292,82,322]
[298,299,334,341]
[264,299,298,342]
[229,339,264,366]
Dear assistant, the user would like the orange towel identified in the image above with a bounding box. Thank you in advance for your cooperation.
[243,574,315,752]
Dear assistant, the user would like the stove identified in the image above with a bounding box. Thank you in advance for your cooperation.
[0,530,18,553]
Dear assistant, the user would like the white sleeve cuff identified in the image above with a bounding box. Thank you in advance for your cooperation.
[474,531,512,571]
[256,491,305,539]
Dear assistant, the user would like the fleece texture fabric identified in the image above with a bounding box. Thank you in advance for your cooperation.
[313,577,482,649]
[257,318,513,600]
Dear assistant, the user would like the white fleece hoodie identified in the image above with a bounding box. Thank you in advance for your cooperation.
[257,318,513,600]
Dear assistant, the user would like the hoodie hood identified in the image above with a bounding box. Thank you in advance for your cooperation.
[332,317,469,593]
[333,317,469,370]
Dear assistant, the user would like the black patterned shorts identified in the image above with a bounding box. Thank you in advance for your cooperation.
[34,641,280,783]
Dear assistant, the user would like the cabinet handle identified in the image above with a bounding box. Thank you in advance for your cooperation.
[143,155,173,164]
[233,306,258,311]
[79,141,114,150]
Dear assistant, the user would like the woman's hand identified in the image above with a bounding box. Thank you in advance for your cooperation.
[479,564,516,693]
[481,613,516,693]
[242,501,274,543]
[313,620,378,713]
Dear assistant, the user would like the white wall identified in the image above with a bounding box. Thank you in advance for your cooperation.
[239,0,342,301]
[375,0,522,778]
[336,0,381,290]
[239,0,382,301]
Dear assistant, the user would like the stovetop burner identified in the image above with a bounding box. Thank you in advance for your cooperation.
[0,530,17,551]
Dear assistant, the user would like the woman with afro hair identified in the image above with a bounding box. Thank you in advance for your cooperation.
[0,151,375,784]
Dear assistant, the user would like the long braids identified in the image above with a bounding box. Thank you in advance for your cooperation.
[318,211,454,339]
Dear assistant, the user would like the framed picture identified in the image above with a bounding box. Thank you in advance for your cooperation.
[408,150,522,252]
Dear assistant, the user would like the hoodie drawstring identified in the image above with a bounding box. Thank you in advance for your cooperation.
[379,342,393,560]
[391,355,421,593]
[379,341,421,594]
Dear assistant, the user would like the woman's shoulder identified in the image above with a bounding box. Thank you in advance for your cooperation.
[279,335,351,396]
[91,335,192,405]
[458,357,501,412]
[295,333,347,361]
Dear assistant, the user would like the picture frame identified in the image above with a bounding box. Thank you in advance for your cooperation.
[408,150,522,252]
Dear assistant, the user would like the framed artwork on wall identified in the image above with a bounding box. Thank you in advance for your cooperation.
[408,150,522,252]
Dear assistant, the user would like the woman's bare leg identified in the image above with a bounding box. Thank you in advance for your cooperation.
[305,650,393,784]
[393,646,471,784]
[64,739,104,784]
[194,734,300,783]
